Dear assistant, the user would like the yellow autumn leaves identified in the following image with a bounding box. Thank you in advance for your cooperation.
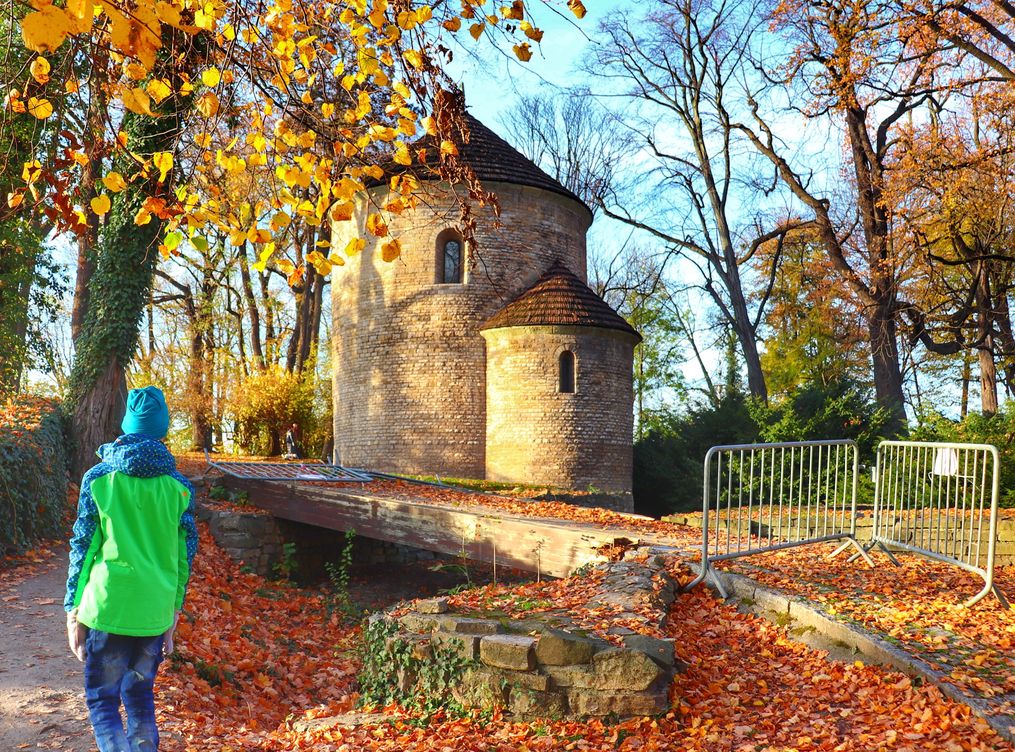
[11,0,584,283]
[86,152,172,217]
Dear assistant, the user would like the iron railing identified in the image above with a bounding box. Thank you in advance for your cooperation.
[688,440,872,597]
[204,451,373,482]
[868,441,1008,608]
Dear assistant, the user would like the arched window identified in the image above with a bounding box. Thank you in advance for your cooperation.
[441,237,462,284]
[559,350,576,393]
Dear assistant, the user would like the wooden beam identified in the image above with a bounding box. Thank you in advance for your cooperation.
[218,478,637,578]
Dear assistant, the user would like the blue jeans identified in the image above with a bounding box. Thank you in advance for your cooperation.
[83,629,164,752]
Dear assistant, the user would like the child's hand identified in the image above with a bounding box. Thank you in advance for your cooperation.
[66,609,87,662]
[163,611,182,656]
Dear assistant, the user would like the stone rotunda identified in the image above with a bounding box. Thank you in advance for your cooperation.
[330,115,641,494]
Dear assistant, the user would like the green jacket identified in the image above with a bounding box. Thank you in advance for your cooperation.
[65,435,198,636]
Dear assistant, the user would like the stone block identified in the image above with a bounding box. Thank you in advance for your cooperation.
[480,635,537,671]
[622,635,676,669]
[416,597,449,614]
[536,630,598,666]
[566,687,669,717]
[399,613,439,633]
[432,631,480,661]
[396,667,416,694]
[407,634,433,661]
[543,664,595,689]
[452,667,508,710]
[591,649,663,691]
[439,616,502,635]
[505,619,547,635]
[508,688,568,718]
[291,711,395,734]
[504,671,550,692]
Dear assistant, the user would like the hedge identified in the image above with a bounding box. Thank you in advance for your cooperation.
[0,395,68,556]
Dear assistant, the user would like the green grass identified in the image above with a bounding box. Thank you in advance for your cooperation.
[399,474,560,495]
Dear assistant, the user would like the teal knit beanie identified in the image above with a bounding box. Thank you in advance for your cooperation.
[121,386,170,439]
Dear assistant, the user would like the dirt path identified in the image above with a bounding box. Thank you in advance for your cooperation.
[0,553,94,752]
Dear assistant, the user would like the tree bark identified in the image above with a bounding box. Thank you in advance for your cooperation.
[70,61,106,344]
[71,357,128,476]
[238,244,266,371]
[845,108,908,434]
[976,265,998,415]
[260,272,276,362]
[961,351,971,419]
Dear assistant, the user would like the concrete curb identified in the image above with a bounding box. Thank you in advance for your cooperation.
[691,564,1014,744]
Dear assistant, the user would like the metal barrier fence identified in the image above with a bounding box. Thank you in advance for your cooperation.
[869,441,1008,607]
[688,440,873,598]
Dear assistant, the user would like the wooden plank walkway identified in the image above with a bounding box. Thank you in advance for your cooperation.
[218,477,645,578]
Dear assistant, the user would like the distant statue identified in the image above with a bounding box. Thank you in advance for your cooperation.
[283,423,302,459]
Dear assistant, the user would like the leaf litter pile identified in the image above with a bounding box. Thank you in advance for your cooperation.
[141,514,1013,751]
[715,547,1015,706]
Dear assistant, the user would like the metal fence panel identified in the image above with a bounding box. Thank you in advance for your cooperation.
[871,441,1007,607]
[205,452,374,482]
[689,440,871,597]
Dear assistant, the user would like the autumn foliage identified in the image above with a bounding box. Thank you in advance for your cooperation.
[8,0,586,282]
[150,512,1013,751]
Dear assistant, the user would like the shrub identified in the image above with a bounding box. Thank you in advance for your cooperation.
[0,395,68,556]
[911,404,1015,508]
[751,378,891,459]
[633,393,758,517]
[230,366,316,456]
[633,380,889,517]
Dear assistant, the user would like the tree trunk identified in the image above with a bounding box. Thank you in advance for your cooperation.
[70,58,105,344]
[267,427,281,457]
[67,120,175,477]
[728,292,767,403]
[260,272,276,362]
[188,308,210,450]
[976,265,998,415]
[296,269,325,373]
[71,357,128,476]
[845,108,907,433]
[868,300,907,435]
[238,244,266,370]
[961,352,971,419]
[286,270,315,373]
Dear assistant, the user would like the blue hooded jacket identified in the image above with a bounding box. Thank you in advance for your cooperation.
[65,435,198,636]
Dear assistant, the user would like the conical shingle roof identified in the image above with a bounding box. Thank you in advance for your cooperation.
[370,114,592,218]
[481,261,641,340]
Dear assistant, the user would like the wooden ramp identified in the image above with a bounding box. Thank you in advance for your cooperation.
[217,477,641,578]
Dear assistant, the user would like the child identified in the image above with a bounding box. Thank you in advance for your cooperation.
[64,386,198,752]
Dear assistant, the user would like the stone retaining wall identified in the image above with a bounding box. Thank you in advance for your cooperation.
[196,503,284,577]
[197,502,445,578]
[364,553,680,720]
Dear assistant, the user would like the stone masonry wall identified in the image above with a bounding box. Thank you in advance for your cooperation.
[483,325,638,494]
[364,552,680,720]
[198,503,444,578]
[196,504,284,577]
[331,182,591,480]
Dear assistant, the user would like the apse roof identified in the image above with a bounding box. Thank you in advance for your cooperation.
[481,260,641,340]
